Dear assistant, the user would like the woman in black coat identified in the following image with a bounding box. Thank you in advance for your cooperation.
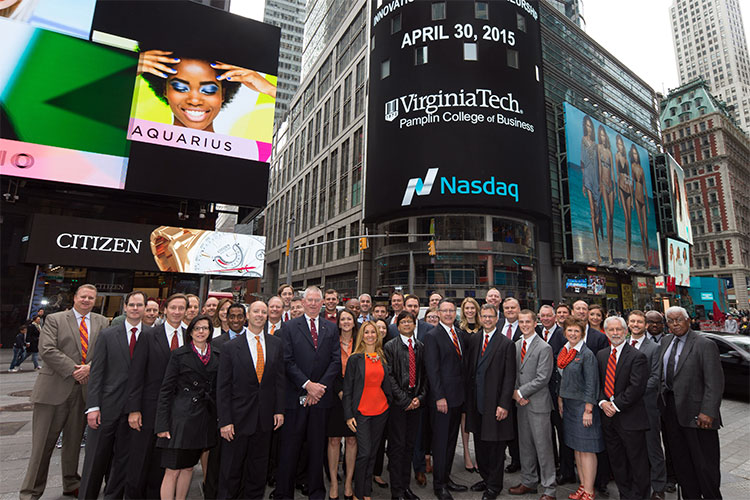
[156,315,219,500]
[343,321,392,500]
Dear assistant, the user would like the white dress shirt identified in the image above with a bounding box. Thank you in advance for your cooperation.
[73,309,90,329]
[502,319,519,339]
[440,321,462,355]
[165,322,184,348]
[629,335,645,350]
[598,342,625,412]
[267,320,281,335]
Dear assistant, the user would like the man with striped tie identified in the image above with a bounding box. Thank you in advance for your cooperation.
[597,316,650,500]
[21,284,109,500]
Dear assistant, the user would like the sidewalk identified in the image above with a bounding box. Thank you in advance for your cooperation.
[1,348,748,499]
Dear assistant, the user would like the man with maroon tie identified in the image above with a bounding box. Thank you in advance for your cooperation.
[80,291,148,498]
[278,284,295,322]
[275,286,341,499]
[497,297,522,472]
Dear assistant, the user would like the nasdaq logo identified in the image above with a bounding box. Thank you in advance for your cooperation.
[402,168,439,206]
[385,98,399,122]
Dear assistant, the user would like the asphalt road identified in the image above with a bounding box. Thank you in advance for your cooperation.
[1,350,748,499]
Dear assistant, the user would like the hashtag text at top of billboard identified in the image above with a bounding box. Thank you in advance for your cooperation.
[364,0,550,222]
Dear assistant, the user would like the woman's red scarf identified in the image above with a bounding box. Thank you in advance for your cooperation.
[557,346,577,369]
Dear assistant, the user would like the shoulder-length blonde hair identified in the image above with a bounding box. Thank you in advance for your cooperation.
[459,297,481,333]
[353,320,386,362]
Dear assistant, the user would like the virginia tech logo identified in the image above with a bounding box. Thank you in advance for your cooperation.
[402,168,439,206]
[385,98,399,122]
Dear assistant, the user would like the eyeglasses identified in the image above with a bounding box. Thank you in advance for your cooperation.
[438,309,455,313]
[193,326,211,331]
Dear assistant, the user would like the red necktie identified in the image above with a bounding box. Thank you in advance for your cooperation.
[544,329,549,342]
[79,317,89,363]
[631,340,637,347]
[129,327,137,359]
[482,333,489,355]
[170,329,179,351]
[604,348,617,398]
[284,312,289,322]
[521,339,527,362]
[506,324,513,339]
[408,338,416,388]
[449,327,461,359]
[310,318,318,348]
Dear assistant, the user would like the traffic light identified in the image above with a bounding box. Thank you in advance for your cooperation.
[428,240,436,256]
[358,237,368,251]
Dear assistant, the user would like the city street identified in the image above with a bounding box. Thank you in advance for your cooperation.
[1,350,748,499]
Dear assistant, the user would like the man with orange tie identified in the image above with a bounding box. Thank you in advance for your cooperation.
[597,316,650,500]
[80,291,148,498]
[20,284,108,500]
[267,296,284,335]
[126,293,187,499]
[217,301,285,499]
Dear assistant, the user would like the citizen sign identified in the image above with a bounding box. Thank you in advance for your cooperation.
[56,233,143,254]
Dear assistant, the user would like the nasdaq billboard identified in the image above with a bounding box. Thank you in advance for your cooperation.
[364,0,549,221]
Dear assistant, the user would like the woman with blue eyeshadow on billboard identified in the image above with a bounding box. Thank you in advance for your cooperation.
[615,134,633,265]
[138,49,276,132]
[631,144,650,265]
[580,115,602,263]
[597,125,615,264]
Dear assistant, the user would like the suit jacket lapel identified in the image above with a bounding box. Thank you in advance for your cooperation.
[66,310,83,358]
[520,335,537,368]
[615,345,629,385]
[300,317,316,349]
[116,323,130,366]
[674,331,695,376]
[478,331,500,368]
[156,325,171,358]
[184,347,210,378]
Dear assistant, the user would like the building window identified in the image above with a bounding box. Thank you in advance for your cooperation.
[516,13,526,31]
[349,223,359,256]
[714,222,722,232]
[415,46,428,65]
[391,13,401,33]
[707,177,715,187]
[719,256,726,267]
[381,59,390,79]
[337,227,346,260]
[431,2,446,21]
[475,1,489,19]
[507,48,519,69]
[464,43,478,61]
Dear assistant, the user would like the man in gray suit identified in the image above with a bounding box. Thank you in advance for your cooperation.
[20,285,109,500]
[509,310,556,500]
[80,290,148,499]
[658,306,724,500]
[627,311,667,500]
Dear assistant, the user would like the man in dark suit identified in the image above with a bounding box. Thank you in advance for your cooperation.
[465,303,516,500]
[628,311,667,499]
[217,301,285,499]
[275,286,341,500]
[126,293,187,499]
[573,299,611,494]
[204,302,247,499]
[598,316,650,500]
[423,299,468,500]
[80,291,147,499]
[497,297,521,473]
[658,306,724,500]
[20,284,109,500]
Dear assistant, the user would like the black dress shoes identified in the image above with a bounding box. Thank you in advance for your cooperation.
[434,487,454,500]
[505,462,521,473]
[482,488,501,500]
[403,488,420,500]
[446,479,467,492]
[470,480,487,492]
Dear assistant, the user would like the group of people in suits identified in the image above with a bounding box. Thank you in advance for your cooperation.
[18,283,725,500]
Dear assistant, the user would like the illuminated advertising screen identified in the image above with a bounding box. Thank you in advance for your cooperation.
[364,0,550,221]
[0,0,98,39]
[666,153,693,244]
[563,102,659,273]
[25,214,266,277]
[666,237,690,287]
[0,1,281,207]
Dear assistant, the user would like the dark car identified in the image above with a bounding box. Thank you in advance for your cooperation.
[699,331,750,400]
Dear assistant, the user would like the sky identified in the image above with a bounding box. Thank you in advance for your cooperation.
[230,0,750,95]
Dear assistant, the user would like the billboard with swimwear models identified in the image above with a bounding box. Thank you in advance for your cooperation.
[563,102,659,273]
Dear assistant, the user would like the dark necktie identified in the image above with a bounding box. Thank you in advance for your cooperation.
[666,337,680,390]
[544,329,549,342]
[449,327,461,359]
[310,318,318,348]
[482,333,489,355]
[170,329,179,351]
[521,339,527,362]
[506,324,513,339]
[129,327,137,358]
[408,338,416,388]
[632,339,637,347]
